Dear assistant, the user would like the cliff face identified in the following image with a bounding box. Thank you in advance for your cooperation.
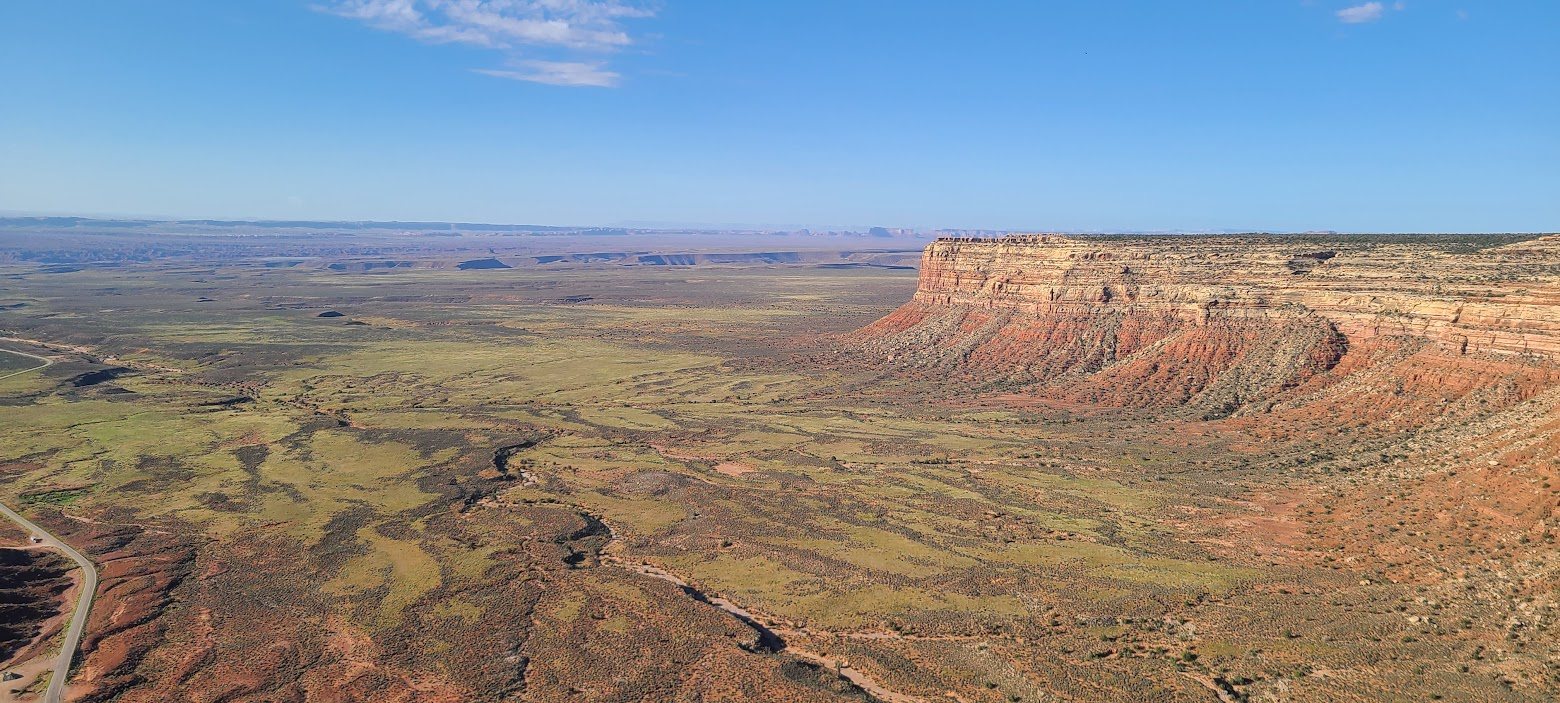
[858,234,1560,415]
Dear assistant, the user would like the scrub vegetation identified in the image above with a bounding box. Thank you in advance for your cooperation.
[1,247,1555,703]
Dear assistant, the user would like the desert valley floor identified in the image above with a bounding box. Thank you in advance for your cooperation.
[1,233,1558,703]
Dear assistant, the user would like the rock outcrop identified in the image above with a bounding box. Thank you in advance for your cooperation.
[858,234,1560,414]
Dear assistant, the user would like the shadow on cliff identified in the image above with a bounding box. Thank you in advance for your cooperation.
[845,235,1560,422]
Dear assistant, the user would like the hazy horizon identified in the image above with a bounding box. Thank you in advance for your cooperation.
[2,210,1552,237]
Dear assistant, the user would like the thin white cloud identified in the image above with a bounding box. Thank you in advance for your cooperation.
[320,0,653,86]
[1336,2,1386,23]
[475,60,620,87]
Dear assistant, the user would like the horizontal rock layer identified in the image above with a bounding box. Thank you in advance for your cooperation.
[912,234,1560,357]
[859,234,1560,413]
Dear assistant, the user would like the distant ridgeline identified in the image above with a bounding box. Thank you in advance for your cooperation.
[854,233,1560,417]
[0,216,607,233]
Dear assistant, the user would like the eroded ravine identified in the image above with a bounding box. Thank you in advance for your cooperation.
[603,557,924,703]
[481,482,925,703]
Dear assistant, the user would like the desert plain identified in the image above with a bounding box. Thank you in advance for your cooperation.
[1,225,1557,703]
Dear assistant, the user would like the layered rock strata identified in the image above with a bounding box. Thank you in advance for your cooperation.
[858,234,1560,413]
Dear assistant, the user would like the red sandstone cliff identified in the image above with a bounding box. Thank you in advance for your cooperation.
[857,234,1560,415]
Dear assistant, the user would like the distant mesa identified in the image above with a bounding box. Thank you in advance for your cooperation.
[317,311,345,318]
[326,261,414,271]
[527,251,861,267]
[816,262,916,270]
[456,257,512,270]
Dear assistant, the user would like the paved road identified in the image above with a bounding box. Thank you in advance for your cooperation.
[0,502,97,703]
[0,348,52,382]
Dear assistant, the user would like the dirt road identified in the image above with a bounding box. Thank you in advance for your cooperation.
[0,348,51,382]
[0,503,97,703]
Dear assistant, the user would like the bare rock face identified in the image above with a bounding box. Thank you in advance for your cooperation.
[857,234,1560,414]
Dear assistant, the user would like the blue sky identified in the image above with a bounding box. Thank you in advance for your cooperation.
[1,1,1555,232]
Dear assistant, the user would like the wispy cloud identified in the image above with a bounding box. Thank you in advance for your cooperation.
[474,59,620,87]
[1336,1,1385,23]
[319,0,653,86]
